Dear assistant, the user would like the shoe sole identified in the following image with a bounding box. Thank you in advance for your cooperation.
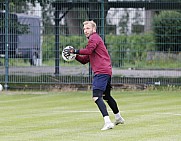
[101,127,114,131]
[101,125,114,131]
[115,120,125,125]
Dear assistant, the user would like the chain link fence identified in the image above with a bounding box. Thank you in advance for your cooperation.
[0,0,181,89]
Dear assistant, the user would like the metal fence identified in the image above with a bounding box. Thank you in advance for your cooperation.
[0,0,181,89]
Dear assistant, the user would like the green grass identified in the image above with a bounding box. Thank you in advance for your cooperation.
[0,90,180,141]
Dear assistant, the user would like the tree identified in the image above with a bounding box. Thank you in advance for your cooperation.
[118,9,129,35]
[61,0,109,35]
[0,0,50,6]
[0,0,110,35]
[87,0,109,35]
[153,10,181,52]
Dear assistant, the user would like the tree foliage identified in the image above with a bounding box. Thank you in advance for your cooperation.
[153,11,181,52]
[0,0,50,7]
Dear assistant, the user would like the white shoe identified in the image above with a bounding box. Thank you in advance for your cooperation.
[101,122,114,131]
[114,117,125,125]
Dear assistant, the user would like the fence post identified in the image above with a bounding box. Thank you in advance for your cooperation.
[100,0,105,41]
[54,9,60,75]
[4,0,9,90]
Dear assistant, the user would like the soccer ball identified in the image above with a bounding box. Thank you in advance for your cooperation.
[62,46,77,62]
[0,84,3,91]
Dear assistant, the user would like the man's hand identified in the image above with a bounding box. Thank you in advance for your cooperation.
[64,48,79,54]
[62,46,77,62]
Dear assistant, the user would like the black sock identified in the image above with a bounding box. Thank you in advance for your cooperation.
[95,98,108,117]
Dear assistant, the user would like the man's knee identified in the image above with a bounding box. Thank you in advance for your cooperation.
[93,89,103,102]
[92,97,98,102]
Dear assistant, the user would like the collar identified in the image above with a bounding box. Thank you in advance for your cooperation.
[87,32,97,39]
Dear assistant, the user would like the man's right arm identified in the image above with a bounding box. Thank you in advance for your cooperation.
[75,55,90,64]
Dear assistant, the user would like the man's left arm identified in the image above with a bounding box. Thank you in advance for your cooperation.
[67,39,97,55]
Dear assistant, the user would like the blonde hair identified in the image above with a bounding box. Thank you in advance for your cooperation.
[83,20,97,30]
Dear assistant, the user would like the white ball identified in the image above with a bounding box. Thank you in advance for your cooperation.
[0,84,3,91]
[62,46,77,62]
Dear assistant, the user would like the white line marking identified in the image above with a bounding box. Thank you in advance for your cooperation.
[55,110,181,117]
[64,111,100,113]
[59,110,125,113]
[156,113,181,116]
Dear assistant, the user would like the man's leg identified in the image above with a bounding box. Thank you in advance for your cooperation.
[103,83,125,125]
[93,89,114,130]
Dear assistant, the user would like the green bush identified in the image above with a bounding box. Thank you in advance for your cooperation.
[106,35,128,67]
[42,35,87,61]
[42,34,155,68]
[106,33,155,67]
[42,35,55,61]
[153,10,181,52]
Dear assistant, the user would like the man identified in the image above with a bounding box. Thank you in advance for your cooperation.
[64,20,124,131]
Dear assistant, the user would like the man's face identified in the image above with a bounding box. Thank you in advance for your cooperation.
[83,23,95,38]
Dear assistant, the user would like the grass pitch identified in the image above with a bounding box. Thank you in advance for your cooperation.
[0,90,180,141]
